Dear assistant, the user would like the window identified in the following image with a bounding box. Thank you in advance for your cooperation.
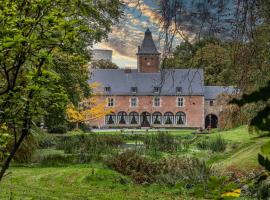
[177,97,184,107]
[130,97,138,107]
[104,87,111,92]
[129,112,139,124]
[131,87,137,93]
[163,112,174,124]
[107,98,115,107]
[176,87,182,94]
[209,100,214,106]
[175,112,186,125]
[153,97,161,107]
[105,113,116,125]
[152,112,162,124]
[153,87,160,93]
[117,112,128,124]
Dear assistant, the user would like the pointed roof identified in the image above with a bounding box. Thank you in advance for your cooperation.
[137,28,160,55]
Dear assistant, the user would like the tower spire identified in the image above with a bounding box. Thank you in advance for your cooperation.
[137,29,160,73]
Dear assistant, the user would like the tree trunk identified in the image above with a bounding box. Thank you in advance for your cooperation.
[0,92,32,182]
[0,131,28,181]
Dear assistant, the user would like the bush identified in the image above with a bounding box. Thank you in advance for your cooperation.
[106,150,158,184]
[39,154,75,166]
[143,131,180,153]
[13,134,38,163]
[106,151,214,186]
[55,134,124,160]
[38,134,58,149]
[197,134,227,152]
[49,125,67,134]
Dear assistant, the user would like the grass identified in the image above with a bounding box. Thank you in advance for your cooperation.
[0,165,198,200]
[0,126,267,199]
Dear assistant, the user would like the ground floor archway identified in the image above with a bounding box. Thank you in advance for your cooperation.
[205,114,218,129]
[140,112,151,127]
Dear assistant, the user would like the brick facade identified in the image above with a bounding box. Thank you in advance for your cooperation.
[138,55,160,73]
[90,95,204,128]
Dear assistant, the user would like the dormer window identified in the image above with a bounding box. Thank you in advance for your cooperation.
[104,87,111,92]
[153,87,160,93]
[176,87,182,94]
[131,87,137,93]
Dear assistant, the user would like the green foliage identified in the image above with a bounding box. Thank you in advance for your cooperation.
[197,134,227,152]
[0,0,122,178]
[48,125,68,134]
[91,59,119,69]
[55,134,124,162]
[143,131,180,153]
[0,132,11,161]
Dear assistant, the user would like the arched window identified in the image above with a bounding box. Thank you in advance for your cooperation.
[175,112,186,125]
[152,112,162,124]
[129,112,139,124]
[105,113,116,125]
[163,112,174,124]
[140,112,151,127]
[117,112,128,124]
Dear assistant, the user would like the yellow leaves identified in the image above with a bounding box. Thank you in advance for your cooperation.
[66,104,84,123]
[66,97,113,123]
[89,82,104,95]
[221,189,241,198]
[89,82,102,89]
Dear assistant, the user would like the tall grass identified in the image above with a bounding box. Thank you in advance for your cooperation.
[143,131,181,153]
[197,134,227,152]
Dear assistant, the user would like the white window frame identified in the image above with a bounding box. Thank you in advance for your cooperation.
[176,97,184,107]
[107,97,115,107]
[130,97,138,107]
[153,96,161,107]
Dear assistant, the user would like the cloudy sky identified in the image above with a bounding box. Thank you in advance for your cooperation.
[93,0,235,68]
[94,0,163,68]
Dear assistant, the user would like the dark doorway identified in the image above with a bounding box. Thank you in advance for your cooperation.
[141,112,150,127]
[205,114,218,129]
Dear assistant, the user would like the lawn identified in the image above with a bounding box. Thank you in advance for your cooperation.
[0,126,268,200]
[0,165,197,200]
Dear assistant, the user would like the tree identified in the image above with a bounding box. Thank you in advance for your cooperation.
[91,59,119,69]
[0,0,122,181]
[66,82,114,128]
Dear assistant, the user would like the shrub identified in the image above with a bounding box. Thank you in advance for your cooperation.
[106,150,158,184]
[13,134,38,163]
[107,151,214,186]
[49,125,67,134]
[143,131,180,153]
[38,134,58,149]
[55,134,124,160]
[197,135,227,152]
[39,154,75,166]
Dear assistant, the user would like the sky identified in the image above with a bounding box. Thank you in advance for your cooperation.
[93,0,234,68]
[94,0,162,68]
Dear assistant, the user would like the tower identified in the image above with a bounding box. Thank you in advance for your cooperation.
[137,29,160,73]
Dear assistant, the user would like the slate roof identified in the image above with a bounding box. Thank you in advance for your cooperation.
[137,29,160,55]
[204,86,238,99]
[89,69,204,96]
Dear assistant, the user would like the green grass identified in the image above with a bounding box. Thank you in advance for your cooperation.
[1,126,267,199]
[0,165,197,200]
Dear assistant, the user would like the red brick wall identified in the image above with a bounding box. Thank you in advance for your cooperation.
[138,55,160,73]
[90,95,204,128]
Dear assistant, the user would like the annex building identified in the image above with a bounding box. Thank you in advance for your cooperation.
[89,29,236,129]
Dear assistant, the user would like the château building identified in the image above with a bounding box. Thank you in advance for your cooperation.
[89,29,236,129]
